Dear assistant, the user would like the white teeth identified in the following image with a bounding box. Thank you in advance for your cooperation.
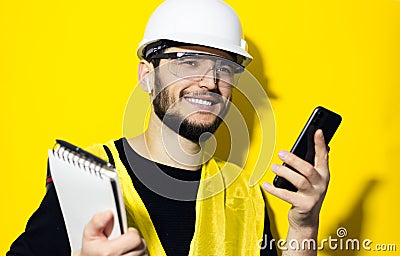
[187,98,212,106]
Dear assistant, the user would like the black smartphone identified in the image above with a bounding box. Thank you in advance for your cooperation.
[273,106,342,192]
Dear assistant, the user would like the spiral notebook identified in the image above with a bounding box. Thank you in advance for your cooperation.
[48,140,127,253]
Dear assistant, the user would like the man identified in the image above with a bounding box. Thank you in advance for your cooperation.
[8,0,330,255]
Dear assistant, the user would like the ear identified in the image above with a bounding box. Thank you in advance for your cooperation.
[138,60,153,93]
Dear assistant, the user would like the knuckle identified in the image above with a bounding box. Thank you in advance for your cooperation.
[317,183,329,195]
[303,165,315,177]
[127,231,143,248]
[102,249,114,256]
[320,170,330,185]
[130,227,140,235]
[91,212,105,226]
[296,177,308,189]
[303,201,315,213]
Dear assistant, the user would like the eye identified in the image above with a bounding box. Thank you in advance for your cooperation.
[178,58,199,68]
[216,66,234,75]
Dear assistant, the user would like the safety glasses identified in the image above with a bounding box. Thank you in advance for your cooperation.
[150,52,244,86]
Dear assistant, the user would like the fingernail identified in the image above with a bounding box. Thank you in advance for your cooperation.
[278,150,288,159]
[271,164,279,172]
[262,182,271,190]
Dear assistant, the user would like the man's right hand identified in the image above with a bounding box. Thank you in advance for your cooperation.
[75,211,147,256]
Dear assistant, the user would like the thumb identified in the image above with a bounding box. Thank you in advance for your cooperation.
[314,129,329,171]
[83,210,115,240]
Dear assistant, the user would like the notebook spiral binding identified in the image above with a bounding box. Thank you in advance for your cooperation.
[53,140,115,180]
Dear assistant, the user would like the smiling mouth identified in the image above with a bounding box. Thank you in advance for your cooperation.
[185,97,213,106]
[181,91,223,107]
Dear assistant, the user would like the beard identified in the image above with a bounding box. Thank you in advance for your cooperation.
[153,86,228,143]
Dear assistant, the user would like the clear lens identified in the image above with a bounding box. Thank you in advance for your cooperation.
[168,55,244,86]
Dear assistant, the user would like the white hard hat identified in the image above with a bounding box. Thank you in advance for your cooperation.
[137,0,252,67]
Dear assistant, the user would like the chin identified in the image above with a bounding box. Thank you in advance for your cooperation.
[186,112,219,125]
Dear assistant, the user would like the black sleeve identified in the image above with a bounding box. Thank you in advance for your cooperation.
[260,189,278,256]
[7,163,71,256]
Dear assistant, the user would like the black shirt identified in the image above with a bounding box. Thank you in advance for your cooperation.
[118,138,201,255]
[7,138,277,255]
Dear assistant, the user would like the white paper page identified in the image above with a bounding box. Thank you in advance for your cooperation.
[48,150,123,253]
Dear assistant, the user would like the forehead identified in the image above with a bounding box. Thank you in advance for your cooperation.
[164,45,234,61]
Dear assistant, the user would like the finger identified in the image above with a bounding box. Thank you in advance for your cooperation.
[83,210,114,239]
[103,213,115,237]
[122,250,148,256]
[122,252,147,256]
[107,227,146,255]
[121,244,148,256]
[314,129,329,173]
[278,150,321,184]
[271,164,312,191]
[262,182,298,205]
[122,243,148,256]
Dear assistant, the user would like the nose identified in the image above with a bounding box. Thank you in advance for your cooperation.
[198,68,217,90]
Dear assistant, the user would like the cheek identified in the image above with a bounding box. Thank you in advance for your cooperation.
[173,80,197,97]
[163,82,188,105]
[219,86,232,100]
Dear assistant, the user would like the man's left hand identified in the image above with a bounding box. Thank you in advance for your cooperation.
[262,129,330,229]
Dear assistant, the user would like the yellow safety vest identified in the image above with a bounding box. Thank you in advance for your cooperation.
[86,140,265,256]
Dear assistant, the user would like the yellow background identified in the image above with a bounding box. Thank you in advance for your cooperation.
[1,0,399,255]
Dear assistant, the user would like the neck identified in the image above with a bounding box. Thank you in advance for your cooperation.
[128,111,203,171]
